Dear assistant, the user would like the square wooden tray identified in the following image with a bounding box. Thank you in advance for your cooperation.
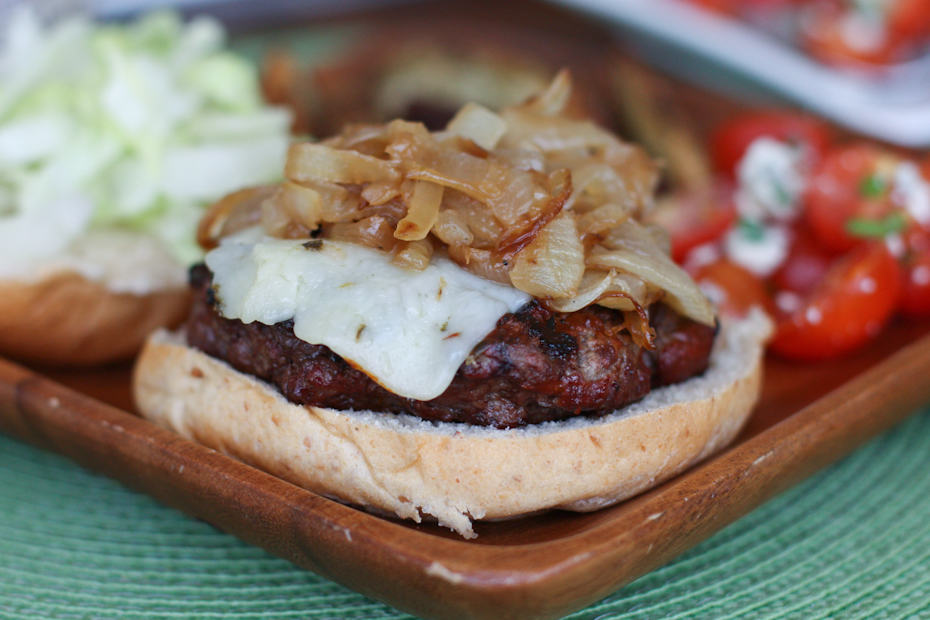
[1,319,929,619]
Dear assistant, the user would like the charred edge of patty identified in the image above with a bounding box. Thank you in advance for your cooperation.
[185,264,716,428]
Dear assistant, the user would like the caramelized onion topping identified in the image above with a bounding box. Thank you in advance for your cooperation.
[202,70,715,327]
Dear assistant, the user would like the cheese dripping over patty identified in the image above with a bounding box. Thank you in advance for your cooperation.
[205,227,531,400]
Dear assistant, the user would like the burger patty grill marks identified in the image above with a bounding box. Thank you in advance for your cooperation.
[187,264,715,428]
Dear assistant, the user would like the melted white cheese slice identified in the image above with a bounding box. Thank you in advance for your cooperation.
[206,228,530,401]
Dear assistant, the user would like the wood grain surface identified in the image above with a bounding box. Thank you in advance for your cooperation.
[0,319,927,620]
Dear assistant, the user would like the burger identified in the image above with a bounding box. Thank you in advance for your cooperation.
[133,72,770,538]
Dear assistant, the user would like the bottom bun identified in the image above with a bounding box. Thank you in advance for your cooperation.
[0,272,190,366]
[133,309,771,538]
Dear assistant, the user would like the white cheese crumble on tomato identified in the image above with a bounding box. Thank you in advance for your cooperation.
[725,222,790,277]
[892,161,930,226]
[734,137,806,223]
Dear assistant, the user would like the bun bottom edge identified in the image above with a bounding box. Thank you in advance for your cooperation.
[132,310,770,538]
[0,272,190,366]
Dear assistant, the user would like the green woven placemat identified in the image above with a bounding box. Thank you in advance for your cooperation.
[1,408,929,620]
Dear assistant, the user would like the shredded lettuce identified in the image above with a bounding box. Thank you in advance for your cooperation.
[0,7,291,268]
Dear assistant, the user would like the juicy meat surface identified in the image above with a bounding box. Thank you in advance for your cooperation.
[186,265,716,428]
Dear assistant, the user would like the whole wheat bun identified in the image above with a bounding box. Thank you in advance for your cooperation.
[0,272,190,366]
[133,309,770,538]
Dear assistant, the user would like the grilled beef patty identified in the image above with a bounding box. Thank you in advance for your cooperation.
[186,264,716,428]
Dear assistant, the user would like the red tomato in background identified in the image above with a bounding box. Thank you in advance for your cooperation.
[899,227,930,316]
[800,0,905,66]
[684,0,796,14]
[772,227,833,294]
[887,0,930,42]
[804,143,899,254]
[710,112,831,179]
[685,0,738,13]
[694,259,774,317]
[900,251,930,316]
[770,243,902,360]
[649,186,737,263]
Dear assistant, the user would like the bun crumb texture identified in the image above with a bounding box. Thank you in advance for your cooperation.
[133,310,771,538]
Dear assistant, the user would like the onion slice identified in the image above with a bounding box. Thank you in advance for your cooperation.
[395,180,443,241]
[286,143,400,185]
[509,210,584,298]
[197,185,274,250]
[588,219,716,326]
[447,102,507,151]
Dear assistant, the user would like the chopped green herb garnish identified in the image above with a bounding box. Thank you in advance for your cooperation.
[739,218,766,242]
[859,174,887,199]
[773,180,793,207]
[846,212,906,238]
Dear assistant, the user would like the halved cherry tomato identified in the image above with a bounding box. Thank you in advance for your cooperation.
[684,0,795,13]
[772,226,833,295]
[770,243,902,361]
[804,144,901,254]
[649,186,737,264]
[800,1,905,66]
[887,0,930,43]
[694,259,774,318]
[900,251,930,316]
[684,0,738,13]
[899,227,930,316]
[710,112,831,180]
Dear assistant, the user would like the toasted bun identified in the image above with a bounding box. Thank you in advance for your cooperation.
[133,309,771,538]
[0,272,190,366]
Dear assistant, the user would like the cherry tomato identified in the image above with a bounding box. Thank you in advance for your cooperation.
[710,112,831,179]
[650,186,737,264]
[900,251,930,316]
[770,243,902,361]
[694,259,774,318]
[800,1,904,66]
[684,0,795,13]
[887,0,930,43]
[772,227,833,295]
[804,144,901,254]
[899,227,930,316]
[684,0,738,13]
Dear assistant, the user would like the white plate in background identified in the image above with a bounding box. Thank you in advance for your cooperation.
[552,0,930,147]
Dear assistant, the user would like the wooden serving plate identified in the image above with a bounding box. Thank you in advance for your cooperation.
[3,2,930,618]
[1,321,929,619]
